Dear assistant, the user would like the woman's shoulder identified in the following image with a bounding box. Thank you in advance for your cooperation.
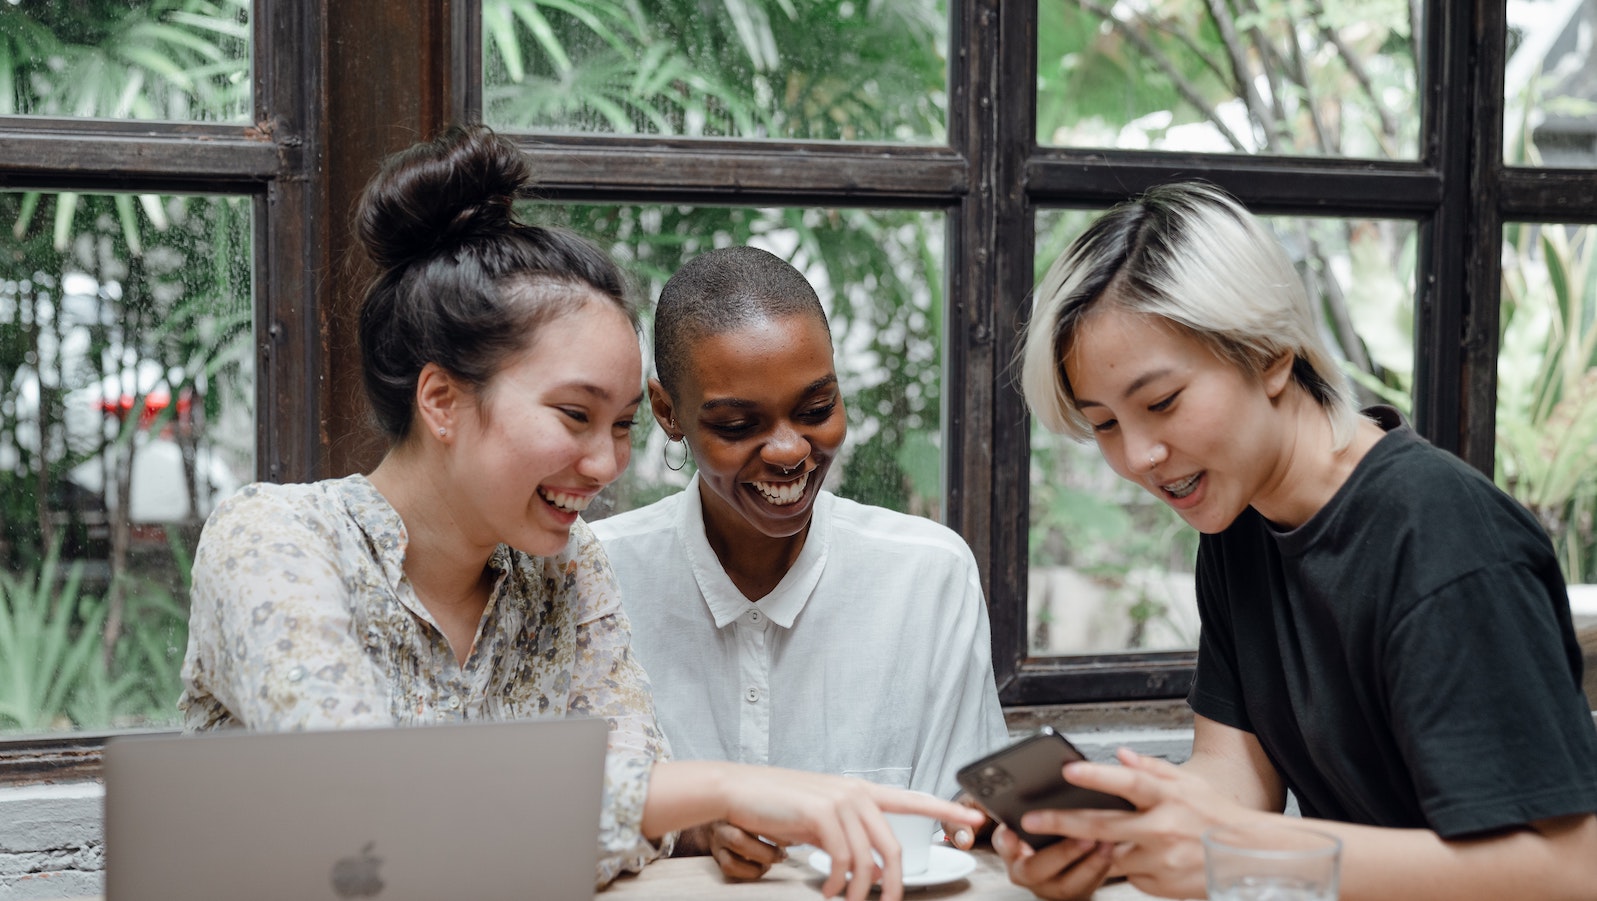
[588,491,683,543]
[825,493,978,564]
[1355,431,1534,530]
[198,476,384,563]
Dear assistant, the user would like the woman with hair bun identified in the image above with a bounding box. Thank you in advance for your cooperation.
[1000,182,1597,900]
[179,125,978,900]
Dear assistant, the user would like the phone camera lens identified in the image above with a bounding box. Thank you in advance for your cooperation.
[974,764,1011,797]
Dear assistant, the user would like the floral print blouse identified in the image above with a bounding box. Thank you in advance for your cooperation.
[179,475,672,886]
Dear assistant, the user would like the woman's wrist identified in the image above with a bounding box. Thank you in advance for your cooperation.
[642,760,737,839]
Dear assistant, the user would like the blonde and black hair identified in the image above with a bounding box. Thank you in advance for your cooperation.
[1019,182,1359,449]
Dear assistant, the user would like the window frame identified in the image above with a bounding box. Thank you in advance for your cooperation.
[4,0,1592,779]
[0,0,328,779]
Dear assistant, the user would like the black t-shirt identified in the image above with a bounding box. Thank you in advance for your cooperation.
[1188,407,1597,837]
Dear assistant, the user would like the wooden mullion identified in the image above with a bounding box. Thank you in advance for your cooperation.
[0,127,278,190]
[256,0,329,485]
[1499,168,1597,223]
[981,0,1034,702]
[512,141,968,205]
[1027,152,1442,216]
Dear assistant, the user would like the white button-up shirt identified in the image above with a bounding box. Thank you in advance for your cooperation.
[593,478,1009,799]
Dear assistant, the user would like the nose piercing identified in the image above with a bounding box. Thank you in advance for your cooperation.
[1147,444,1164,468]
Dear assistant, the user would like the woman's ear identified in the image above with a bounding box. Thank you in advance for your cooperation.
[647,378,679,437]
[1263,352,1295,399]
[416,362,464,440]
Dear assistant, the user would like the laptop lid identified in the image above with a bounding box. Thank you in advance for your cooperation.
[104,718,609,901]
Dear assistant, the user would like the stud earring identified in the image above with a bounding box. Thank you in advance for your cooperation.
[438,427,447,437]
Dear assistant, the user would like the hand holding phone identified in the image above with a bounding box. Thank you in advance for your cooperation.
[955,727,1134,850]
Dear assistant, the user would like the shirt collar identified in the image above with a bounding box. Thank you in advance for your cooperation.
[334,473,511,626]
[676,473,832,630]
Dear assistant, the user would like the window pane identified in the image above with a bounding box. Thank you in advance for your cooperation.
[0,1,250,122]
[483,0,948,142]
[1498,222,1597,584]
[520,204,946,520]
[1506,1,1597,167]
[1038,1,1420,159]
[1028,208,1417,657]
[0,191,254,735]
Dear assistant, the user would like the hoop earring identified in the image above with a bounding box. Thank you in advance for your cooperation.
[664,436,689,472]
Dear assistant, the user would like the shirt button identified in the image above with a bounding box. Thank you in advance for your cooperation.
[448,695,461,709]
[749,610,762,624]
[744,687,760,703]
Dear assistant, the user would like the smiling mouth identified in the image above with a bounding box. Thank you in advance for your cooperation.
[1160,472,1201,499]
[538,487,594,514]
[751,471,809,506]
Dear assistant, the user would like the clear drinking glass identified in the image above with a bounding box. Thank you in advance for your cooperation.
[1202,823,1342,901]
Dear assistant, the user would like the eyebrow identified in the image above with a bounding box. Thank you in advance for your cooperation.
[1075,368,1172,409]
[699,374,838,412]
[554,383,645,406]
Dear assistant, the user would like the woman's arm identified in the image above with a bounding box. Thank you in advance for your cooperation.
[182,486,392,730]
[992,715,1283,900]
[1178,714,1285,810]
[641,759,986,901]
[561,526,676,885]
[1020,746,1597,901]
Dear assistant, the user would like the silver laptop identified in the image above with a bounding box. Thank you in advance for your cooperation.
[104,718,609,901]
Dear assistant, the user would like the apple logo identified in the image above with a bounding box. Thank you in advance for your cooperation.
[330,841,385,898]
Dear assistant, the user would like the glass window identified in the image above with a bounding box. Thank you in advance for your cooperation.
[1497,221,1597,584]
[1027,208,1417,657]
[1038,0,1420,159]
[0,190,254,735]
[1506,0,1597,167]
[482,0,948,142]
[520,203,946,521]
[0,1,250,122]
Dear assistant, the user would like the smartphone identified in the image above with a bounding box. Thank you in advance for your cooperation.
[955,727,1134,850]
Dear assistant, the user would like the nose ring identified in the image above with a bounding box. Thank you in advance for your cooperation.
[1147,444,1164,469]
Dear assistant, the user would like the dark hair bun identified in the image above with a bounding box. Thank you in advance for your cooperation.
[357,124,532,271]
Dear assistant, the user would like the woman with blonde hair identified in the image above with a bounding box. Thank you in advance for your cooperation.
[1003,182,1597,900]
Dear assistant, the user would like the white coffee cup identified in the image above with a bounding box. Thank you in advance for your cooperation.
[883,809,935,876]
[841,771,935,877]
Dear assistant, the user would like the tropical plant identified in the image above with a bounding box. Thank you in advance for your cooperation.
[483,0,946,141]
[0,539,114,731]
[493,1,952,517]
[0,0,249,121]
[1498,223,1597,583]
[0,2,252,733]
[1040,0,1418,158]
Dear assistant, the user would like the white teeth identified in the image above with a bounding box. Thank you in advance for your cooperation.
[752,471,809,506]
[1161,473,1201,499]
[539,488,593,513]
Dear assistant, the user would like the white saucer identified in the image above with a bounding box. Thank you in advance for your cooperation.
[807,845,978,889]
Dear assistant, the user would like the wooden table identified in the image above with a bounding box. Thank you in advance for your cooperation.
[603,848,1177,900]
[45,850,1179,901]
